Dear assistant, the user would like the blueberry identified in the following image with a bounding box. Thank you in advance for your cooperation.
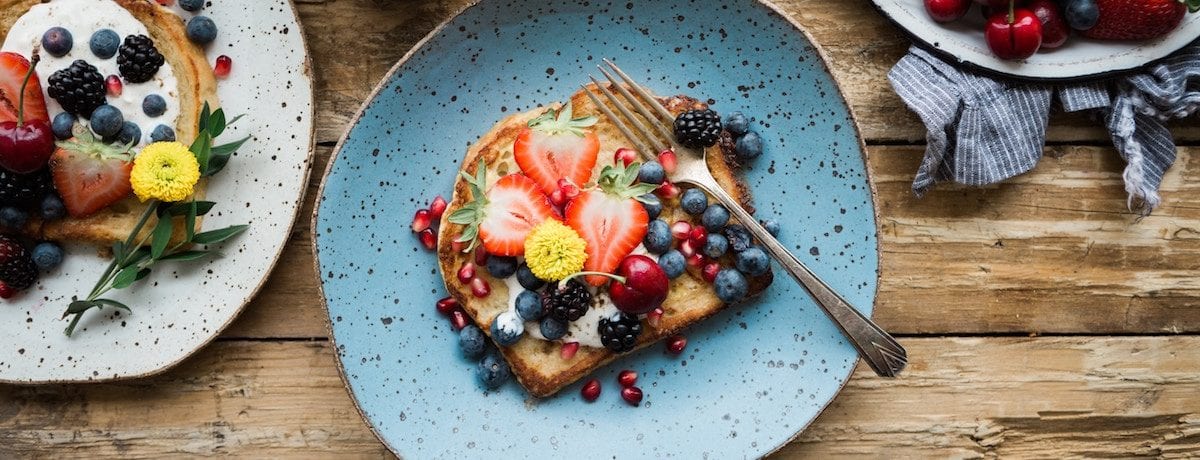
[1065,0,1099,31]
[680,188,707,215]
[0,207,27,229]
[150,124,175,142]
[89,105,123,137]
[639,193,662,220]
[41,195,65,221]
[143,94,167,117]
[539,317,568,341]
[714,268,749,302]
[485,255,518,278]
[701,204,730,232]
[490,310,524,347]
[643,219,672,254]
[724,224,752,252]
[51,112,75,140]
[703,234,729,259]
[42,27,72,57]
[658,249,686,279]
[115,121,141,145]
[31,242,63,271]
[761,219,781,237]
[515,290,543,321]
[179,0,205,12]
[725,112,750,137]
[186,16,218,46]
[735,131,764,161]
[89,29,120,59]
[515,264,544,290]
[735,247,770,276]
[637,160,665,185]
[476,351,511,390]
[459,324,487,359]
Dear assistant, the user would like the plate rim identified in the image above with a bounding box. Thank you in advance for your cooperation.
[311,0,882,456]
[870,0,1200,82]
[0,0,318,385]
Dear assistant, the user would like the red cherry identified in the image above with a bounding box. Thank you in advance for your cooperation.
[214,55,232,78]
[581,379,601,402]
[621,386,643,406]
[1027,0,1069,49]
[0,55,53,174]
[617,370,638,388]
[608,255,669,315]
[924,0,970,22]
[985,8,1042,60]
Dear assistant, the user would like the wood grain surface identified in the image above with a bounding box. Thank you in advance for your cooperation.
[5,0,1200,457]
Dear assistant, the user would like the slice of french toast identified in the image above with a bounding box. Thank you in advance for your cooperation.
[437,84,772,397]
[0,0,218,244]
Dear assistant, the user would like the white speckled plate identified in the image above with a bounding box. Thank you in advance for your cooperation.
[873,0,1200,80]
[0,0,313,383]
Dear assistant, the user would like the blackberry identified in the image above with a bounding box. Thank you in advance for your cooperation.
[543,279,591,322]
[673,109,722,149]
[598,313,643,353]
[0,169,53,208]
[47,60,105,117]
[117,35,164,83]
[0,236,36,290]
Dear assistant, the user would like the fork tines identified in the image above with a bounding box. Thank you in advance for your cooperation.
[582,59,678,160]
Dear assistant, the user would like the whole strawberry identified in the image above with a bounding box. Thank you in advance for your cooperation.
[1083,0,1188,40]
[0,235,37,291]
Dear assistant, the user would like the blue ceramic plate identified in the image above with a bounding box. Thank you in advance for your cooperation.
[315,1,878,457]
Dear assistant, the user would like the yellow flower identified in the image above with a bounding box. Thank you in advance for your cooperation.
[523,220,587,282]
[130,142,201,202]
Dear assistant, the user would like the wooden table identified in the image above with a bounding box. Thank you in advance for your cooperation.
[5,0,1199,457]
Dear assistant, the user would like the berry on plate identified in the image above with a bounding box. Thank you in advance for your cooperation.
[673,108,722,149]
[564,163,658,286]
[1064,0,1100,30]
[598,312,643,353]
[925,0,971,22]
[607,254,670,314]
[0,53,49,123]
[1082,0,1187,40]
[459,324,487,359]
[513,102,600,195]
[47,59,104,117]
[41,27,73,57]
[476,351,511,390]
[117,35,164,83]
[89,29,120,59]
[985,6,1043,60]
[48,131,134,218]
[1028,0,1070,48]
[0,53,55,174]
[0,235,36,291]
[448,163,559,257]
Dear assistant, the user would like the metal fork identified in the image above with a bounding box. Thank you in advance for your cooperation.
[583,59,907,378]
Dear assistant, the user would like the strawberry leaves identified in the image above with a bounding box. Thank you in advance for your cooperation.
[527,102,597,137]
[448,159,488,253]
[1187,0,1200,13]
[598,162,659,201]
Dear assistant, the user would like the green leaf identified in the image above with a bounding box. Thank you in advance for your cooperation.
[112,266,141,289]
[209,108,227,138]
[151,214,174,259]
[192,224,249,245]
[211,136,250,157]
[185,201,197,242]
[66,300,98,314]
[447,207,477,225]
[224,114,246,129]
[191,132,213,175]
[135,268,151,281]
[168,201,216,216]
[111,241,125,259]
[205,152,232,177]
[157,250,211,262]
[92,299,131,313]
[120,247,151,269]
[198,103,211,133]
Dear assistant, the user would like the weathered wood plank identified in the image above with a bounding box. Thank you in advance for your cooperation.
[3,338,1198,458]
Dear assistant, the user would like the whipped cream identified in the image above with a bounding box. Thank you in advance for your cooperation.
[2,0,181,148]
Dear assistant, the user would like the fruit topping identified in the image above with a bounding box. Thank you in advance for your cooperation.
[117,34,164,83]
[114,122,140,145]
[450,309,469,330]
[617,370,638,387]
[655,180,680,199]
[761,218,781,236]
[435,296,459,316]
[636,160,665,185]
[515,290,543,321]
[642,219,672,254]
[560,341,580,360]
[143,94,167,117]
[41,27,73,57]
[657,150,677,174]
[50,113,73,140]
[701,204,730,232]
[429,195,448,220]
[523,219,587,281]
[724,112,750,136]
[702,261,720,283]
[31,241,61,272]
[613,147,638,167]
[470,276,490,297]
[639,193,662,220]
[0,235,36,291]
[150,125,175,142]
[48,128,133,218]
[620,386,644,406]
[734,131,763,161]
[1029,0,1070,48]
[598,312,643,353]
[581,378,602,402]
[486,255,518,278]
[703,234,729,258]
[565,163,657,285]
[89,29,120,59]
[0,167,52,209]
[673,108,722,149]
[666,335,688,355]
[539,316,568,340]
[490,310,524,346]
[1083,0,1187,40]
[40,194,65,220]
[513,102,599,195]
[476,351,511,390]
[688,226,708,248]
[411,208,432,232]
[418,228,436,250]
[0,207,26,229]
[448,162,558,256]
[0,53,55,174]
[186,16,218,46]
[680,188,707,215]
[543,278,592,322]
[646,307,664,328]
[89,104,124,138]
[985,5,1043,60]
[724,224,752,253]
[48,60,104,117]
[516,263,545,290]
[713,268,749,302]
[603,254,670,314]
[180,0,205,11]
[658,250,685,279]
[0,52,49,123]
[1064,0,1099,31]
[459,324,487,359]
[214,55,232,78]
[924,0,970,22]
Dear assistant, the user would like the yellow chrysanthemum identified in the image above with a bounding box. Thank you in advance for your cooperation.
[523,219,587,282]
[130,142,201,202]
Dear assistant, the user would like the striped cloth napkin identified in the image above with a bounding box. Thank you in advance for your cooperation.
[888,41,1200,216]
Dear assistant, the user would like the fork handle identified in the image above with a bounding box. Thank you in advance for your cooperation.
[688,179,907,378]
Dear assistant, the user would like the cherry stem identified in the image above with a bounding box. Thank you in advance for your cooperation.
[562,270,626,285]
[16,51,38,127]
[1008,0,1015,24]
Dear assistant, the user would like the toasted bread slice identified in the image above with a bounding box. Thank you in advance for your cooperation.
[0,0,218,244]
[437,84,772,397]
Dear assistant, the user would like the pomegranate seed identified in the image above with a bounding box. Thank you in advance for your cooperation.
[450,235,466,253]
[450,309,469,330]
[429,195,448,220]
[617,370,638,388]
[670,221,692,240]
[214,55,232,78]
[702,262,720,282]
[666,335,687,355]
[474,247,490,265]
[581,379,602,402]
[549,189,567,207]
[457,262,476,283]
[0,281,13,299]
[470,277,491,297]
[656,181,680,199]
[105,75,122,97]
[658,150,678,173]
[560,341,580,360]
[679,239,696,258]
[411,208,432,233]
[418,228,436,250]
[689,227,708,247]
[435,296,459,316]
[621,386,644,406]
[614,148,638,167]
[686,253,706,268]
[646,308,664,328]
[557,178,581,200]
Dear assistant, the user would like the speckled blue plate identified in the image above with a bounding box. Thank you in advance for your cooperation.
[314,0,878,457]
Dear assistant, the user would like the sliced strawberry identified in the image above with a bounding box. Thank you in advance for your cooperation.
[0,53,48,123]
[513,103,600,195]
[448,164,558,257]
[49,134,133,218]
[564,163,659,286]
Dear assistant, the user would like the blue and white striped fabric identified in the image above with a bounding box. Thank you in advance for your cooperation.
[889,42,1200,215]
